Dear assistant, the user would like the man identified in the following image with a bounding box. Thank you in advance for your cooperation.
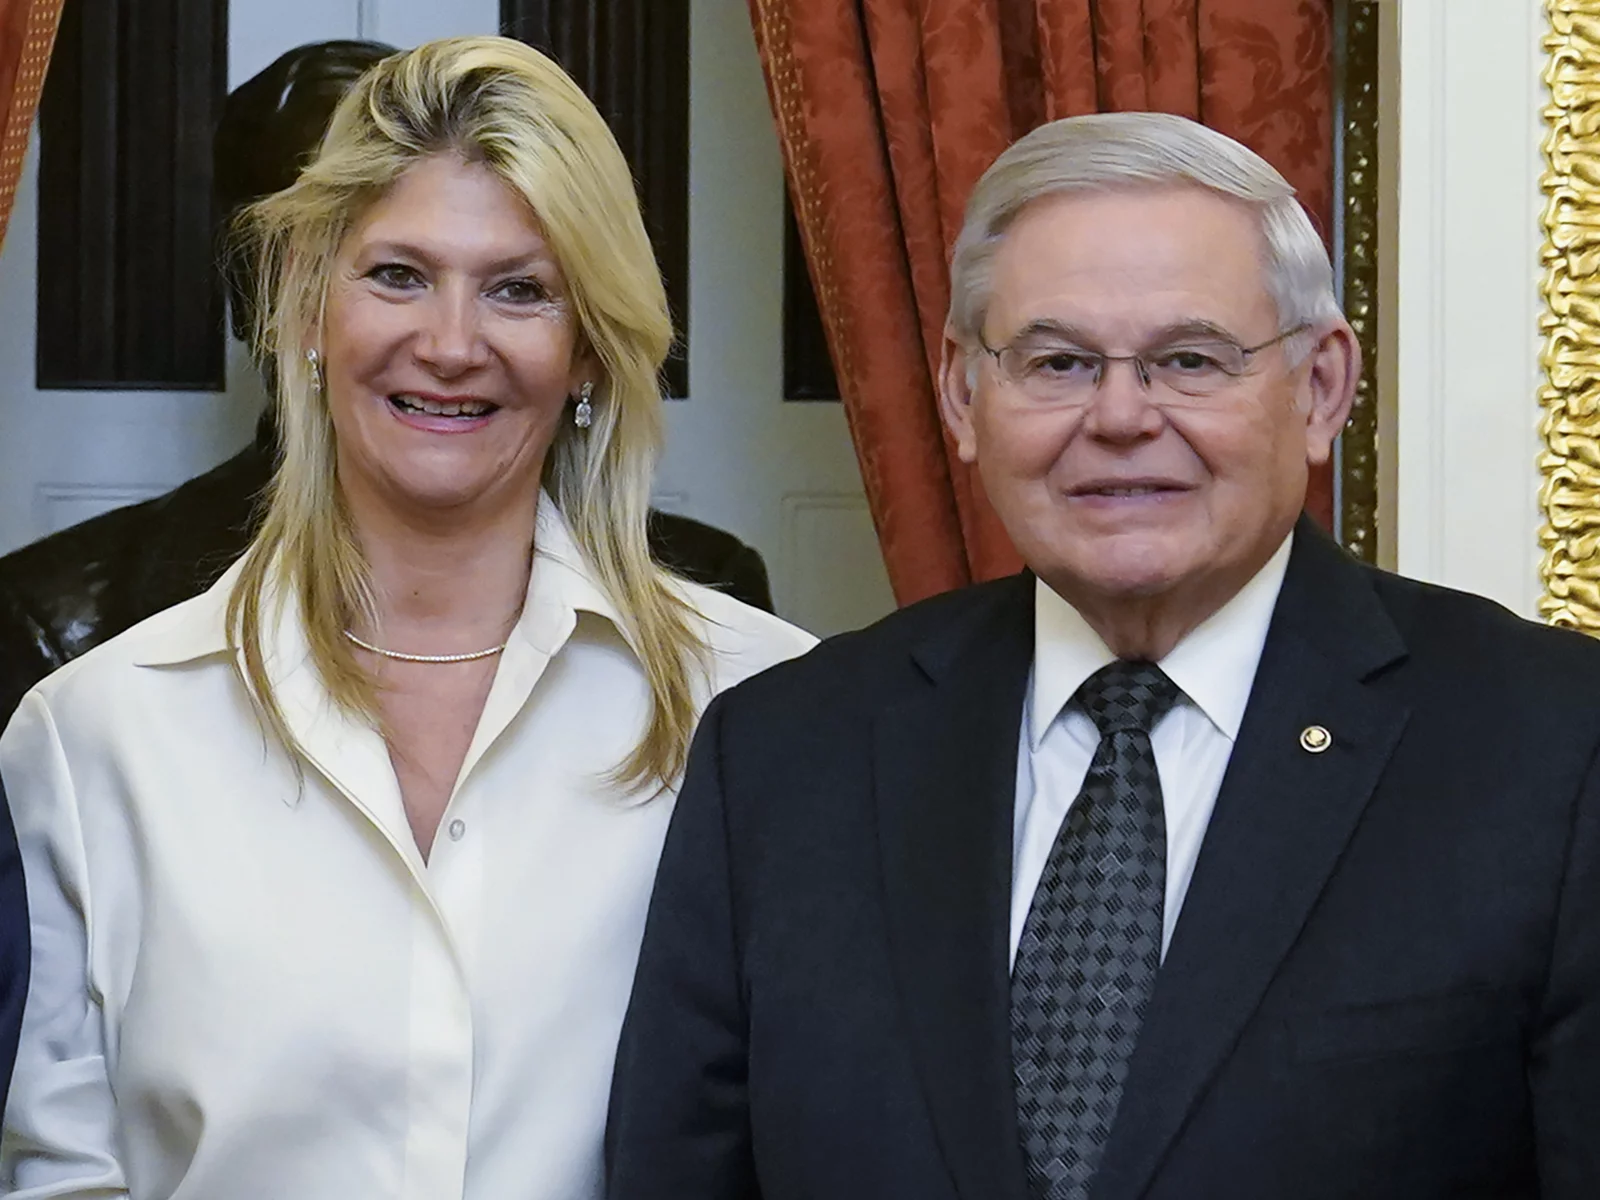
[605,113,1600,1199]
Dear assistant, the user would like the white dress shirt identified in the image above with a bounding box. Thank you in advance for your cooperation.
[0,499,816,1200]
[1010,535,1292,967]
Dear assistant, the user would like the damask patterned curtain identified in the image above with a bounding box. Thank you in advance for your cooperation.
[0,0,63,248]
[748,0,1334,605]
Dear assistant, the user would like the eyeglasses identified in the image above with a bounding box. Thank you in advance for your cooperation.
[975,323,1311,405]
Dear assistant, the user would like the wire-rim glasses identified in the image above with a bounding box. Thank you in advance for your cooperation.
[976,322,1312,404]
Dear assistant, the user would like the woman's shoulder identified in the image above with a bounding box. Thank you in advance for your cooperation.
[17,568,236,722]
[673,578,818,688]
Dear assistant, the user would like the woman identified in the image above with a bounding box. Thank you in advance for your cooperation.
[0,36,814,1200]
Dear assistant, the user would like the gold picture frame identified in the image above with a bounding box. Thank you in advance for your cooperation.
[1540,0,1600,632]
[1337,0,1381,564]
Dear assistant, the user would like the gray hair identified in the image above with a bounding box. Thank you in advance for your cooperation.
[947,112,1340,353]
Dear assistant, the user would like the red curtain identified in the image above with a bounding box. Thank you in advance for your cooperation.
[748,0,1334,606]
[0,0,63,249]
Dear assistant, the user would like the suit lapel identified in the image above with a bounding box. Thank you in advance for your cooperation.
[1092,523,1411,1200]
[875,577,1034,1200]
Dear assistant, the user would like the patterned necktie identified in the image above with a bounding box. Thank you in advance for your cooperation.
[1011,659,1182,1200]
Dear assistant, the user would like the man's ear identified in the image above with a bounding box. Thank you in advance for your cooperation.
[939,328,980,465]
[1300,320,1360,468]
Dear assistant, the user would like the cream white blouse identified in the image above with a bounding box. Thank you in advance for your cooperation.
[0,500,816,1200]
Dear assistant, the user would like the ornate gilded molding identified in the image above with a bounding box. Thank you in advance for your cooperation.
[1540,0,1600,631]
[1338,0,1381,564]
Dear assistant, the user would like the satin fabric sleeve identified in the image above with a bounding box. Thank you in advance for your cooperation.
[0,691,129,1197]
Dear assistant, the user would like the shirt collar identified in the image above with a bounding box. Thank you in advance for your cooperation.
[1029,531,1293,749]
[514,494,632,657]
[132,492,628,668]
[129,560,240,666]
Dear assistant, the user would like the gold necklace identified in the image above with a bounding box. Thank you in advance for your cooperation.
[343,630,507,664]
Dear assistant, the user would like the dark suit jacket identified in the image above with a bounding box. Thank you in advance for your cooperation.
[0,775,27,1109]
[606,520,1600,1200]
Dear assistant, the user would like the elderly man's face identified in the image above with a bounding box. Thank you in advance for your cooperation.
[943,187,1352,616]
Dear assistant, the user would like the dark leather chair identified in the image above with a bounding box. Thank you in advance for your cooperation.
[0,41,772,727]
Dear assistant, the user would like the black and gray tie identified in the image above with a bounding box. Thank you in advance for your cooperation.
[1011,659,1182,1200]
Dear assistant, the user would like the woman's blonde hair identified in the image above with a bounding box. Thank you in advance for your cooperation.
[227,35,707,790]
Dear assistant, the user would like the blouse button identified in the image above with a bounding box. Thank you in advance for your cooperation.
[447,819,467,842]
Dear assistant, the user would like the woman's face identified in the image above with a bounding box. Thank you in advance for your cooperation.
[320,153,588,523]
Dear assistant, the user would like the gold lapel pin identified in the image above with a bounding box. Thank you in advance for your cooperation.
[1299,725,1332,754]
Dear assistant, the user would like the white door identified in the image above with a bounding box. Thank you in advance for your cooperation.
[655,1,894,637]
[0,0,894,640]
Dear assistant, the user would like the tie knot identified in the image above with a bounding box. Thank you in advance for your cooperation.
[1075,660,1182,735]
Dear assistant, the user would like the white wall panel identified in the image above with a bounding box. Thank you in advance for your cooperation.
[230,0,361,86]
[1390,0,1548,617]
[781,494,897,639]
[364,0,499,49]
[656,0,893,634]
[0,131,265,554]
[35,484,173,535]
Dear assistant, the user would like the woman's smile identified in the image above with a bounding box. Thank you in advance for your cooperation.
[386,390,500,433]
